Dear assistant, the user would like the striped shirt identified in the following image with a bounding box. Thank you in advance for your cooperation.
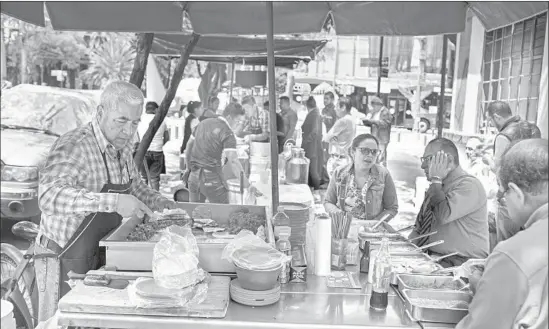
[38,119,166,247]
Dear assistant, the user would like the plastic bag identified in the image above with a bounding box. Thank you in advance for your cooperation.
[222,230,291,270]
[152,225,201,289]
[128,275,210,309]
[453,258,486,280]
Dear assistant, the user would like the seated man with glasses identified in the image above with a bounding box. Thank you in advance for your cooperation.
[323,134,398,221]
[409,138,489,267]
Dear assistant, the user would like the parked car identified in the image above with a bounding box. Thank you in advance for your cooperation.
[1,84,99,224]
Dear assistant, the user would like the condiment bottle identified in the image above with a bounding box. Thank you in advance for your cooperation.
[370,237,392,311]
[359,237,370,274]
[276,226,292,284]
[272,206,290,241]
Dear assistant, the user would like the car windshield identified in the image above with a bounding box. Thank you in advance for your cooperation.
[0,85,98,136]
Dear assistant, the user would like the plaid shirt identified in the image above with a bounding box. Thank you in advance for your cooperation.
[38,119,165,247]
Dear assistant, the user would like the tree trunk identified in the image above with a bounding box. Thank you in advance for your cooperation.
[134,33,200,167]
[129,33,154,89]
[198,63,227,103]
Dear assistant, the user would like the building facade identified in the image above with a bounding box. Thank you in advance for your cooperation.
[450,10,548,138]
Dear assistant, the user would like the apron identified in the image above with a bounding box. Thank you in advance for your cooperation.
[54,150,132,297]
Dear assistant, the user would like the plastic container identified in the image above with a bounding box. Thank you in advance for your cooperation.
[250,156,271,176]
[272,206,290,240]
[370,237,392,311]
[279,202,309,246]
[1,300,16,329]
[285,148,310,185]
[235,263,282,291]
[226,178,243,204]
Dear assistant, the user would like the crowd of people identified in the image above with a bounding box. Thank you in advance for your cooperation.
[30,79,547,328]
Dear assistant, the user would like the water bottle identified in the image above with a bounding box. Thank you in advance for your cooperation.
[272,206,290,241]
[276,227,292,284]
[370,237,392,311]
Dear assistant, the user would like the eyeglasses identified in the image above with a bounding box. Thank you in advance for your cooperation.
[420,155,434,163]
[355,147,379,156]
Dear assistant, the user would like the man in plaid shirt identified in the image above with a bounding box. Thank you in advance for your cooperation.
[34,81,175,321]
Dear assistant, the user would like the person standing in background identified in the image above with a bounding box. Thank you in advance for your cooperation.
[321,91,338,186]
[137,101,170,191]
[199,96,219,121]
[301,96,324,190]
[484,101,541,245]
[279,96,298,146]
[323,96,356,177]
[180,101,203,154]
[363,96,392,167]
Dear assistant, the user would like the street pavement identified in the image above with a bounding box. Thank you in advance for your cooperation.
[1,138,426,250]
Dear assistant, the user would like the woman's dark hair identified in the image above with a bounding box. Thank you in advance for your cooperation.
[306,96,316,109]
[146,101,159,109]
[208,96,219,106]
[338,96,352,112]
[186,101,202,114]
[351,134,379,149]
[222,102,245,118]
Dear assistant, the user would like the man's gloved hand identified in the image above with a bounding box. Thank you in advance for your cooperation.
[454,258,486,294]
[116,194,154,219]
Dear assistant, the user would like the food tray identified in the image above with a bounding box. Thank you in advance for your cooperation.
[358,221,404,240]
[367,253,441,284]
[401,289,472,324]
[100,203,273,273]
[396,274,469,295]
[369,242,420,255]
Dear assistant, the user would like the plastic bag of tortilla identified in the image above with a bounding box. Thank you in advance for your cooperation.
[222,230,291,271]
[152,225,203,289]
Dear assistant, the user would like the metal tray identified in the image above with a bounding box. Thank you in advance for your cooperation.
[100,202,273,273]
[367,253,442,284]
[357,221,404,240]
[396,274,469,295]
[401,289,472,324]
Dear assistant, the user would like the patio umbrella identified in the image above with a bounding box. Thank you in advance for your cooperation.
[2,2,547,35]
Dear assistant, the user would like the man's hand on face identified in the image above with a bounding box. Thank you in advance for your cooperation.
[428,151,453,181]
[157,198,177,210]
[116,194,154,219]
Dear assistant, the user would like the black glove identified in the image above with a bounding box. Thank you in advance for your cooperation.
[363,119,373,126]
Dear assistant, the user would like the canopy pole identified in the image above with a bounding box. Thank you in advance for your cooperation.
[229,60,235,102]
[437,34,448,138]
[266,2,279,215]
[377,36,384,97]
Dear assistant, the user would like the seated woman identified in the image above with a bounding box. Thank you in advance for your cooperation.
[324,134,398,221]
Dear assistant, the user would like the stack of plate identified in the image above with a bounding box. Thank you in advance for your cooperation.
[279,202,309,246]
[230,279,281,307]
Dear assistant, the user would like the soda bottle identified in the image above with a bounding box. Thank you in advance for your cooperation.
[370,237,392,311]
[276,227,292,284]
[272,206,290,241]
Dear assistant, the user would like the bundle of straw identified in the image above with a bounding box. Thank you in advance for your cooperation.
[330,212,352,239]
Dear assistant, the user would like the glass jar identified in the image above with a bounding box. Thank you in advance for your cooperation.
[286,148,310,185]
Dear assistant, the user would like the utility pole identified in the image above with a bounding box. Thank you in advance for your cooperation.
[413,37,426,132]
[377,36,384,97]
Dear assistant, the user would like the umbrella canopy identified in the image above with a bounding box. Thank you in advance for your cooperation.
[2,2,547,35]
[150,34,326,68]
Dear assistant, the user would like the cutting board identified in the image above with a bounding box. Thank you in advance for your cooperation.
[58,275,231,318]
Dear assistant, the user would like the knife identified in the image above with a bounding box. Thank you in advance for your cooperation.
[67,271,129,289]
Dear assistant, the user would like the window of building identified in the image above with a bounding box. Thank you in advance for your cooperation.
[481,12,546,124]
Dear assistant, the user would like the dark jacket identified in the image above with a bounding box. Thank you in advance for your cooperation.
[366,106,393,144]
[495,115,541,148]
[301,108,323,159]
[181,113,196,154]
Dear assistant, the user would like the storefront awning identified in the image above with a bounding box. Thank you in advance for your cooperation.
[2,2,547,35]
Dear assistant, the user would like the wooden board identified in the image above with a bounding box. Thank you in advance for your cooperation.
[58,275,231,319]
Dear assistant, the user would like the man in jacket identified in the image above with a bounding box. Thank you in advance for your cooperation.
[363,96,392,167]
[485,101,541,244]
[456,138,548,329]
[301,96,323,190]
[409,138,489,267]
[321,92,338,185]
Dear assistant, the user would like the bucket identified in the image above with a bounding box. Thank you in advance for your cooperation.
[226,178,243,204]
[250,156,271,176]
[250,142,271,157]
[1,300,16,329]
[279,202,310,246]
